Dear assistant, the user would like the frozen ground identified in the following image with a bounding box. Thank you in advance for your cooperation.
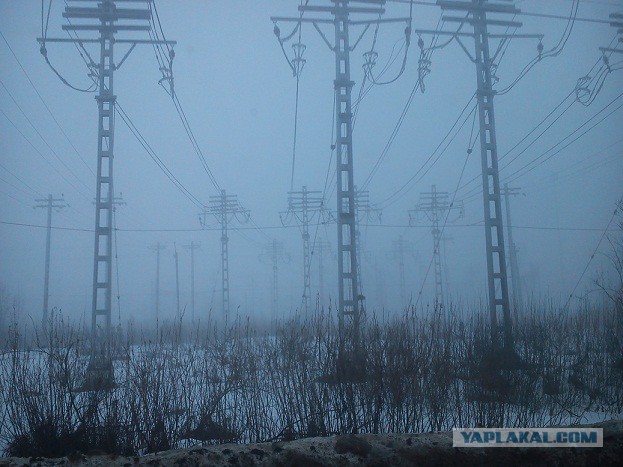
[1,419,621,466]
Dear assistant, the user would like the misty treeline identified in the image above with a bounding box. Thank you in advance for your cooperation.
[0,296,621,458]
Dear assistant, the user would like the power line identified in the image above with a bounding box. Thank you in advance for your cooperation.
[0,78,93,193]
[564,203,620,310]
[115,102,204,209]
[1,220,618,234]
[0,29,95,177]
[0,106,91,201]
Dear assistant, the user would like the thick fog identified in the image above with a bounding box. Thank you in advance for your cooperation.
[0,0,621,329]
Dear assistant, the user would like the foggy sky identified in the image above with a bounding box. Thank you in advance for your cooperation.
[0,0,621,327]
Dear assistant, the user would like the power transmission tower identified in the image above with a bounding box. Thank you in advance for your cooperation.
[93,193,126,327]
[440,235,454,303]
[34,194,68,328]
[182,241,201,322]
[259,239,289,314]
[38,0,176,389]
[431,0,541,351]
[313,239,332,307]
[148,242,167,322]
[354,188,382,294]
[409,185,463,309]
[502,183,524,313]
[271,2,410,361]
[173,242,180,320]
[200,189,249,326]
[280,186,325,314]
[391,236,415,308]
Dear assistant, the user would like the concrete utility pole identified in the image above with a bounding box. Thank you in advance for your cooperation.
[272,1,409,361]
[183,242,201,322]
[313,239,332,307]
[259,239,289,314]
[34,194,67,328]
[38,0,176,389]
[280,186,324,314]
[409,185,463,309]
[434,0,541,351]
[391,236,415,308]
[200,189,249,326]
[148,243,167,322]
[502,184,523,313]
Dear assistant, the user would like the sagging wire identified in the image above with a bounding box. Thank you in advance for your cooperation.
[39,4,98,92]
[363,0,413,86]
[575,34,620,107]
[273,1,308,193]
[150,1,175,97]
[496,0,579,96]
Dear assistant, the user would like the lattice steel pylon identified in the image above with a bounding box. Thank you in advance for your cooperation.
[148,242,167,322]
[259,239,289,315]
[201,189,249,326]
[38,0,176,390]
[409,185,463,309]
[434,0,541,351]
[280,186,325,315]
[183,241,201,322]
[502,184,524,314]
[313,239,332,308]
[391,236,415,308]
[271,1,409,360]
[34,195,68,328]
[354,188,382,296]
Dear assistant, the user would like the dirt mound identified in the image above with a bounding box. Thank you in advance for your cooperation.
[2,420,621,466]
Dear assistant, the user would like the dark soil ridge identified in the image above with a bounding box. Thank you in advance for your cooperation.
[2,419,621,466]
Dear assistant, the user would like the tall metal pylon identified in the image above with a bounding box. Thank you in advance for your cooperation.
[34,194,68,328]
[354,188,382,295]
[409,185,463,309]
[391,236,415,308]
[280,186,324,314]
[502,184,523,313]
[313,240,332,308]
[183,241,201,322]
[200,189,249,326]
[38,0,176,388]
[173,242,180,320]
[259,239,289,315]
[434,0,540,350]
[148,242,166,322]
[271,1,409,358]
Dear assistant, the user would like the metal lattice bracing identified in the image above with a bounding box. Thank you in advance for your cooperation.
[436,0,534,350]
[281,186,324,315]
[472,5,512,350]
[92,29,115,350]
[409,185,462,309]
[272,1,409,363]
[202,189,249,326]
[39,0,176,390]
[334,6,361,350]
